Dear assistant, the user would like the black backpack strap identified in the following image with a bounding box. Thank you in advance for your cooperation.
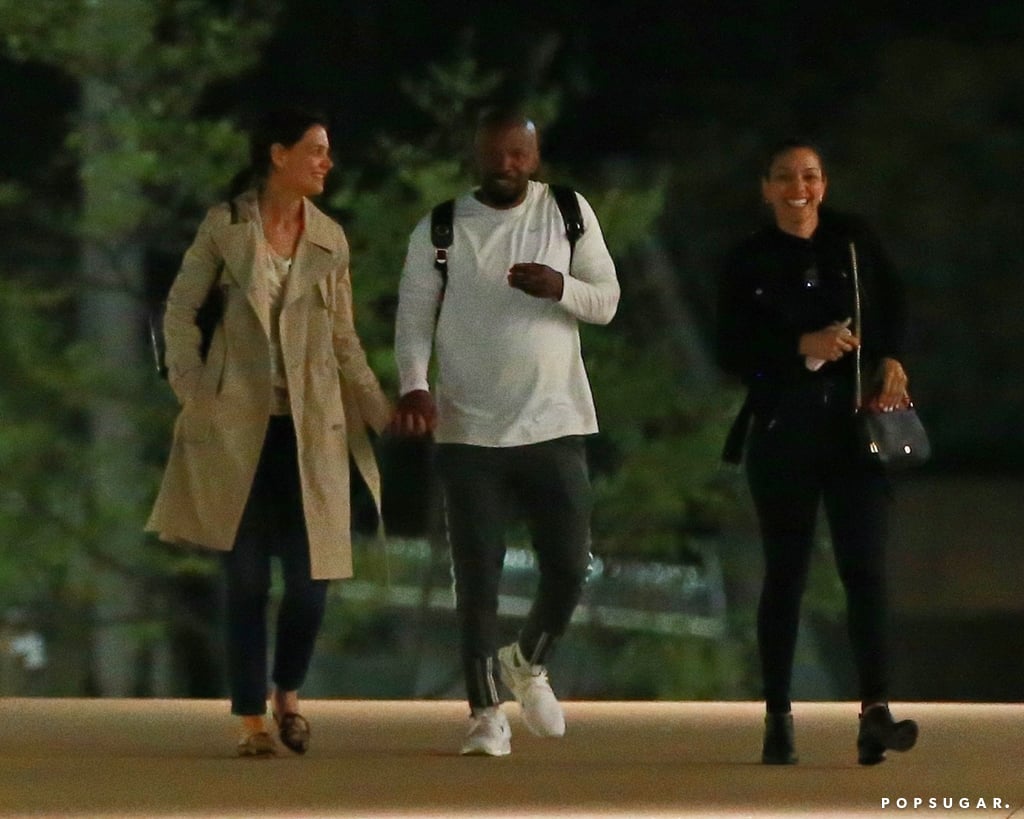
[195,200,239,364]
[427,188,581,301]
[430,199,455,290]
[151,199,239,379]
[549,184,585,264]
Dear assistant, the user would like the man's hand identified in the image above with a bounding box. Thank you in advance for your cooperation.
[388,389,438,437]
[507,262,564,300]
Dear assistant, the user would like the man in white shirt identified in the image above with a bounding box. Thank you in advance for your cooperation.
[392,107,619,756]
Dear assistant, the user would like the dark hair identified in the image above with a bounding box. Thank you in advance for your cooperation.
[227,107,329,198]
[761,138,825,179]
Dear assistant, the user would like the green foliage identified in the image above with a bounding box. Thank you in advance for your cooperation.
[585,180,669,257]
[0,180,24,208]
[584,327,734,556]
[0,281,84,604]
[397,54,504,144]
[0,1,277,245]
[0,1,276,85]
[0,0,281,695]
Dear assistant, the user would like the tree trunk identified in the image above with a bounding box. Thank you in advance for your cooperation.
[78,74,151,696]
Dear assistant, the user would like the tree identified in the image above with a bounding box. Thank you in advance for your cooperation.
[0,0,279,695]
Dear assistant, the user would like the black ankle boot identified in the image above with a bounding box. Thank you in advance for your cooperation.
[857,705,918,765]
[762,712,798,764]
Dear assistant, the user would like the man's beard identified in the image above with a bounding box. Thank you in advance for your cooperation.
[481,175,527,206]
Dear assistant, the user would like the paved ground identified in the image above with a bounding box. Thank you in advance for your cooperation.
[0,699,1019,817]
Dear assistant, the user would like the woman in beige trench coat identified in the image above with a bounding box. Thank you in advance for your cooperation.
[146,109,392,756]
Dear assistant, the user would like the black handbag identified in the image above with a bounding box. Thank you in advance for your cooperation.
[378,435,444,538]
[850,242,931,470]
[856,402,931,469]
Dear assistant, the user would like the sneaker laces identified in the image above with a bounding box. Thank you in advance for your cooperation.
[510,645,547,680]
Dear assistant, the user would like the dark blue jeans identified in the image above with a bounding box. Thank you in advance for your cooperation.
[746,383,891,714]
[222,415,328,716]
[436,436,593,711]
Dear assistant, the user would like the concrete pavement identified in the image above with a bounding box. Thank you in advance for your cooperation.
[0,698,1020,817]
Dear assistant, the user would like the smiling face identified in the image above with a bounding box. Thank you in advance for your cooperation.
[270,124,334,197]
[762,146,827,238]
[473,121,540,208]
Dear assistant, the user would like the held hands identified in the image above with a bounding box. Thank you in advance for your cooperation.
[799,318,860,364]
[387,389,437,437]
[507,263,564,300]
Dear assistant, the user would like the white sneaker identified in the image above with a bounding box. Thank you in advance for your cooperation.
[460,707,511,756]
[498,642,566,738]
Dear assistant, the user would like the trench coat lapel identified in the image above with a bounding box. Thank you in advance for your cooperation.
[216,192,273,339]
[284,198,347,308]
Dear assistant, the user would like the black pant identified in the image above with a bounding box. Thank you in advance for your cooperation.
[745,383,891,714]
[436,437,593,711]
[222,415,328,716]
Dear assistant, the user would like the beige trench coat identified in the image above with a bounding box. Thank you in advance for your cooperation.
[145,191,391,579]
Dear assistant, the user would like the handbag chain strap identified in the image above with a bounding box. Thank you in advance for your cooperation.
[849,241,863,411]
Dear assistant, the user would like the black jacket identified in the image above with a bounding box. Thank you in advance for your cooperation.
[716,209,907,460]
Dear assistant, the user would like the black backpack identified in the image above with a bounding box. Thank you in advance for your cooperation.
[429,183,585,291]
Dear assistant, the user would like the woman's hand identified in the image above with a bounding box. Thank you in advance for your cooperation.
[866,357,910,412]
[798,318,860,363]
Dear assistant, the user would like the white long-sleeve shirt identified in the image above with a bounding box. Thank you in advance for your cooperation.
[395,180,620,447]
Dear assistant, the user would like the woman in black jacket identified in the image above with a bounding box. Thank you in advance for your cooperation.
[717,139,918,766]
